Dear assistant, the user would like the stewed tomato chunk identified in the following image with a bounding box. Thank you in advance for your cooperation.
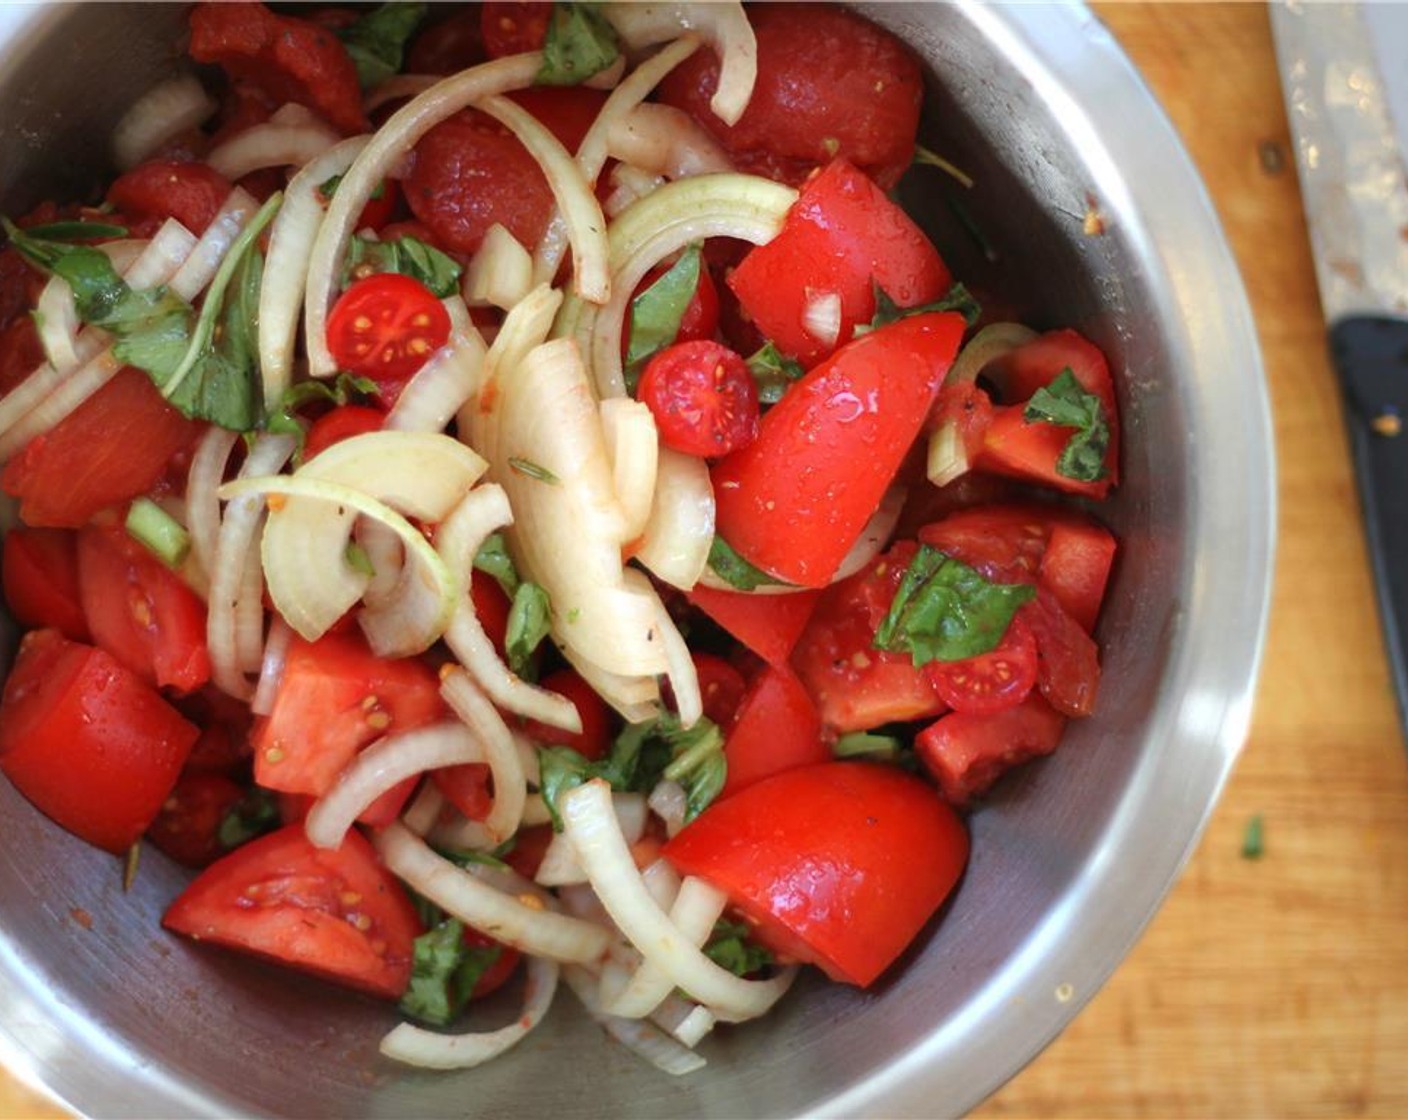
[664,762,969,987]
[106,160,234,237]
[326,273,451,400]
[923,614,1039,716]
[163,824,422,999]
[915,694,1067,806]
[0,630,199,853]
[686,585,820,668]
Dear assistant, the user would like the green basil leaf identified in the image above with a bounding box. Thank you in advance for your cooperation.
[22,220,129,242]
[337,2,428,90]
[538,2,619,87]
[623,243,702,393]
[537,745,595,832]
[703,919,773,978]
[856,280,982,336]
[345,233,462,298]
[745,340,805,406]
[873,544,1035,666]
[707,535,790,592]
[399,918,466,1026]
[1022,367,1110,482]
[215,788,281,852]
[833,731,903,760]
[473,531,522,599]
[505,581,552,679]
[264,372,379,460]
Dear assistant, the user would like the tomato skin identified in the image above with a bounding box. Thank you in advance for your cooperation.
[162,824,423,1000]
[482,2,551,56]
[0,630,199,853]
[469,576,512,658]
[1,367,203,529]
[656,4,922,189]
[326,273,451,397]
[790,541,946,733]
[720,665,828,798]
[923,615,1038,716]
[188,2,368,134]
[303,404,386,460]
[463,926,523,999]
[637,340,760,458]
[728,161,951,369]
[520,669,615,761]
[712,313,963,587]
[77,523,211,694]
[408,8,486,74]
[1038,520,1116,633]
[664,762,969,987]
[253,631,448,798]
[106,160,233,236]
[1021,588,1101,718]
[930,382,995,467]
[146,772,247,869]
[434,763,493,821]
[915,694,1066,806]
[176,686,255,774]
[2,527,89,642]
[686,585,820,669]
[690,653,748,729]
[505,823,553,879]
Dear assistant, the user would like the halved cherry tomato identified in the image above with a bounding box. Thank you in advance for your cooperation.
[720,665,828,798]
[504,823,554,880]
[2,527,88,641]
[1,367,203,529]
[637,340,760,458]
[521,669,615,761]
[727,160,951,367]
[664,762,968,987]
[622,262,720,362]
[1021,587,1101,718]
[923,615,1038,716]
[915,693,1066,806]
[146,772,247,869]
[77,523,211,694]
[712,313,963,587]
[481,2,551,57]
[0,315,45,396]
[303,404,386,460]
[0,630,199,853]
[331,178,399,234]
[163,824,422,999]
[686,585,820,669]
[106,159,234,236]
[790,541,946,733]
[691,653,748,729]
[326,273,451,394]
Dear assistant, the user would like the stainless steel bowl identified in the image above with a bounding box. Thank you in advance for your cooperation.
[0,3,1273,1117]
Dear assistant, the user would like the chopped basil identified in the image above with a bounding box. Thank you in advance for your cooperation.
[508,457,560,485]
[320,175,386,203]
[399,917,502,1026]
[22,220,129,242]
[125,498,191,569]
[1022,368,1110,483]
[336,2,428,90]
[833,731,903,760]
[874,544,1035,666]
[703,919,773,978]
[745,340,805,406]
[215,788,281,851]
[856,281,982,336]
[264,372,379,462]
[345,232,462,298]
[707,535,790,592]
[537,2,619,87]
[1241,814,1264,860]
[344,541,376,577]
[623,243,702,393]
[473,531,522,598]
[505,581,552,679]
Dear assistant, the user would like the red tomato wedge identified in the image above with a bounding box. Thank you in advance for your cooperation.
[462,926,523,1000]
[727,160,951,367]
[790,542,946,733]
[690,653,748,729]
[163,824,422,999]
[686,585,820,669]
[637,340,760,458]
[1039,520,1117,633]
[664,762,968,987]
[712,312,963,587]
[326,273,451,398]
[78,524,211,694]
[0,630,198,853]
[146,771,247,869]
[106,160,234,236]
[720,665,827,798]
[521,669,615,761]
[1021,587,1101,717]
[408,8,486,75]
[915,693,1066,806]
[1,367,203,529]
[253,631,447,798]
[2,527,89,641]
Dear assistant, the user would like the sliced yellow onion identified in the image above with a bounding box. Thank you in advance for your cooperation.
[561,964,706,1076]
[535,793,647,888]
[186,427,239,591]
[600,398,658,545]
[432,667,527,851]
[463,224,533,311]
[259,136,369,407]
[169,187,259,302]
[634,447,713,591]
[251,615,293,717]
[560,646,661,723]
[605,874,727,1020]
[113,73,218,170]
[602,164,666,219]
[206,119,341,181]
[401,780,446,838]
[34,276,82,373]
[625,567,700,727]
[605,102,732,180]
[363,73,439,115]
[668,1004,718,1049]
[831,485,906,582]
[647,779,688,839]
[560,779,794,1021]
[603,2,757,126]
[376,821,612,963]
[234,541,265,674]
[386,302,487,434]
[381,955,560,1070]
[123,218,201,288]
[305,54,542,377]
[802,290,842,350]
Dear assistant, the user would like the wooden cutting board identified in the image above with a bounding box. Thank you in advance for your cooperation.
[5,4,1408,1118]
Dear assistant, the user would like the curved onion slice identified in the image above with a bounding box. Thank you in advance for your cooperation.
[113,73,218,170]
[305,721,482,850]
[259,136,369,407]
[557,174,796,399]
[623,567,699,727]
[603,2,757,126]
[535,793,648,888]
[562,965,707,1075]
[433,668,528,850]
[605,103,732,181]
[830,485,906,583]
[169,187,259,302]
[186,427,238,591]
[377,822,612,963]
[305,54,542,377]
[634,447,713,590]
[605,875,727,1019]
[560,646,661,723]
[34,276,82,373]
[647,780,688,839]
[599,398,658,545]
[401,781,445,838]
[385,312,487,433]
[560,780,793,1021]
[251,615,293,717]
[363,73,439,115]
[602,164,666,219]
[476,94,608,304]
[464,224,533,311]
[381,955,560,1070]
[206,119,341,182]
[434,485,582,732]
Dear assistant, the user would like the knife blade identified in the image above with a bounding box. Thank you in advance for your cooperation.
[1270,1,1408,738]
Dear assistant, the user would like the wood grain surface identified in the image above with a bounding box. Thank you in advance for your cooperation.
[5,4,1408,1118]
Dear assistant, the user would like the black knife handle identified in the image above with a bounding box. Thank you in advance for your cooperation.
[1330,315,1408,742]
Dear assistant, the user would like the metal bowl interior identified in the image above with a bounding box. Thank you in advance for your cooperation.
[0,3,1273,1117]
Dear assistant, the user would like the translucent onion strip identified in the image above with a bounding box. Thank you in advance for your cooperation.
[605,875,726,1019]
[206,119,341,182]
[186,427,240,590]
[535,793,648,888]
[464,224,533,311]
[34,275,82,373]
[305,54,542,377]
[830,485,906,583]
[113,73,217,170]
[376,822,612,963]
[562,965,706,1076]
[259,136,369,406]
[169,187,258,301]
[634,447,714,591]
[251,615,293,717]
[401,781,445,838]
[625,567,700,727]
[381,955,560,1070]
[605,103,732,181]
[561,779,792,1021]
[599,398,658,545]
[385,313,487,434]
[432,668,527,851]
[561,646,660,724]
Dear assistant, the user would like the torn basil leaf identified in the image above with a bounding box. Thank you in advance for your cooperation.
[623,242,702,393]
[473,531,522,599]
[505,581,552,679]
[337,2,428,90]
[215,788,281,852]
[707,535,791,593]
[399,917,503,1026]
[745,340,805,406]
[856,280,982,336]
[1022,367,1110,482]
[703,919,773,978]
[264,372,379,461]
[538,2,619,87]
[22,220,129,242]
[345,233,462,298]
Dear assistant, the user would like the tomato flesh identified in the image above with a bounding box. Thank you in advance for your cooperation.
[720,665,828,798]
[303,404,386,460]
[686,585,820,669]
[1038,520,1117,633]
[326,273,450,396]
[665,762,968,987]
[521,669,615,761]
[915,694,1066,806]
[481,2,551,57]
[923,615,1038,716]
[106,159,233,237]
[1021,587,1101,718]
[690,653,748,730]
[2,527,89,641]
[637,340,760,458]
[146,771,247,869]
